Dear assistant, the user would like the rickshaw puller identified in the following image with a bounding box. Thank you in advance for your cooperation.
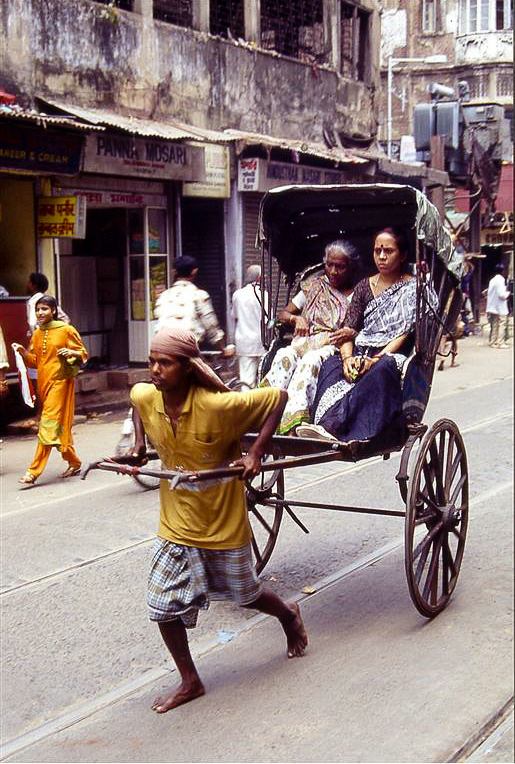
[130,327,307,713]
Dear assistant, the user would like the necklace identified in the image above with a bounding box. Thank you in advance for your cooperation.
[374,273,403,291]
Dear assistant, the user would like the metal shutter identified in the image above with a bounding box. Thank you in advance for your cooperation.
[242,192,290,322]
[180,197,226,339]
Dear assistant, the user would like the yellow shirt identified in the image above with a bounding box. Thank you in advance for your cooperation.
[130,383,281,549]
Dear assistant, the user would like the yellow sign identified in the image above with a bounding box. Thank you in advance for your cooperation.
[37,196,86,238]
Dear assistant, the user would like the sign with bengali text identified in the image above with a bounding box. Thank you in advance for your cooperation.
[37,196,86,238]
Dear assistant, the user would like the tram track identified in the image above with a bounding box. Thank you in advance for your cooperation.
[1,477,512,761]
[1,409,512,599]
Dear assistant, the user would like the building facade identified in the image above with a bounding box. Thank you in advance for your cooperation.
[0,0,384,367]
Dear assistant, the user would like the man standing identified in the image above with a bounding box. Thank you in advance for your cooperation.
[155,255,231,356]
[486,264,510,348]
[231,264,268,387]
[130,327,307,713]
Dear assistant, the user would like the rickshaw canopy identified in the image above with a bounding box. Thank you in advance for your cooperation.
[257,183,464,284]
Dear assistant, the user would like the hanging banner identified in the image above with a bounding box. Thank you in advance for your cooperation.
[37,196,86,238]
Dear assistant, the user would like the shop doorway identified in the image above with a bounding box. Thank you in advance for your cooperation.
[60,205,169,366]
[60,208,128,366]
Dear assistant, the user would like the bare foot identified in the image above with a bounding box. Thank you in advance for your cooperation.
[151,680,205,713]
[284,603,308,658]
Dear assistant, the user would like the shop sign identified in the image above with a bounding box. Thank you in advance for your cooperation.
[183,143,230,198]
[84,134,205,181]
[0,124,83,175]
[37,196,86,238]
[59,189,167,208]
[238,158,346,192]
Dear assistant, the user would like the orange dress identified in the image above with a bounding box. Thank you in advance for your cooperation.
[25,321,88,468]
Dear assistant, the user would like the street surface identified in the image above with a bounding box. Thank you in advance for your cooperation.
[0,335,513,763]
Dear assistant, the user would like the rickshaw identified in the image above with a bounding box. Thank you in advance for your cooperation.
[84,184,468,619]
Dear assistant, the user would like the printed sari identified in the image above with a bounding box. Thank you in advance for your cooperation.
[261,273,351,434]
[311,279,417,443]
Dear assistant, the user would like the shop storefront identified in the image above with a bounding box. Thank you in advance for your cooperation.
[55,131,205,364]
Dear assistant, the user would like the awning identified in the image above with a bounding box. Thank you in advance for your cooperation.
[221,128,368,165]
[39,98,367,166]
[40,98,240,142]
[0,104,103,131]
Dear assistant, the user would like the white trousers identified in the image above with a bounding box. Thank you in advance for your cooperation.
[237,355,260,388]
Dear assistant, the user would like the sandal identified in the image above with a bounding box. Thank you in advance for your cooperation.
[19,472,37,485]
[60,466,82,478]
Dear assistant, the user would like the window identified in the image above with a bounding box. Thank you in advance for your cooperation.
[260,0,327,63]
[422,0,439,32]
[464,75,487,98]
[153,0,193,27]
[496,0,513,28]
[497,73,514,96]
[341,1,370,81]
[459,0,513,32]
[210,0,245,40]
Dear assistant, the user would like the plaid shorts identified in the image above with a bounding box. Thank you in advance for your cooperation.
[147,538,262,628]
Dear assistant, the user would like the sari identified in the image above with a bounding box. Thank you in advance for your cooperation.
[261,273,351,434]
[311,278,416,442]
[25,321,88,449]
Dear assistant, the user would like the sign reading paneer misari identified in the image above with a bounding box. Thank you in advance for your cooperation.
[84,133,205,181]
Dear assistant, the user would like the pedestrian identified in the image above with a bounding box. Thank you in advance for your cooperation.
[486,264,510,348]
[155,256,232,357]
[25,272,70,414]
[231,264,268,388]
[129,327,307,713]
[12,296,88,484]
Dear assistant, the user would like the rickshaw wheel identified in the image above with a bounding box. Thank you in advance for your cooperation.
[405,418,468,618]
[246,456,284,575]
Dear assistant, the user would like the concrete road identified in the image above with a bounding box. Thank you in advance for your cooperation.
[0,336,512,762]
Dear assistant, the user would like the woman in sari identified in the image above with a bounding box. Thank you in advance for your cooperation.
[13,296,88,484]
[260,240,356,435]
[297,227,416,443]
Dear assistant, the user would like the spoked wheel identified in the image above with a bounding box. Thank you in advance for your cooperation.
[405,418,469,618]
[246,454,284,575]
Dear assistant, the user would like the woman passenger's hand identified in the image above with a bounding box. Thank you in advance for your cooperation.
[330,328,355,347]
[342,355,360,382]
[292,315,309,336]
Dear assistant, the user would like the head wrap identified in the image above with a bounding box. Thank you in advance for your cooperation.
[150,327,229,392]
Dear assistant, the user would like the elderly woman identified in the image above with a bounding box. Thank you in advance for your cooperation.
[298,227,416,443]
[260,239,357,435]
